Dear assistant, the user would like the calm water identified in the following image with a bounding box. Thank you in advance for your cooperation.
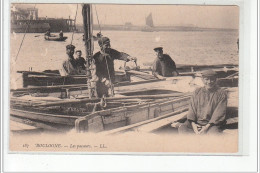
[10,30,239,73]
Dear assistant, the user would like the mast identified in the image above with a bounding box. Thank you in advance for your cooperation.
[82,4,93,73]
[82,4,96,98]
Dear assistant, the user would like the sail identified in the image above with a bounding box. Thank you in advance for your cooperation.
[146,13,154,27]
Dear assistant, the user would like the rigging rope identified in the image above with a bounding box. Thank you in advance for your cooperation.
[70,4,79,45]
[94,5,102,34]
[15,4,37,62]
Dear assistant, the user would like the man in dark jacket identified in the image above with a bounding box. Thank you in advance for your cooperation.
[93,37,137,97]
[75,50,86,70]
[152,47,178,79]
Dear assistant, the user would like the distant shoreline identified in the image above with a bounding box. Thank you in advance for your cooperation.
[76,24,238,33]
[10,25,238,33]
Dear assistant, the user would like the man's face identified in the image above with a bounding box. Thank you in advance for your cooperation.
[76,51,82,58]
[156,50,163,59]
[66,48,74,57]
[101,42,111,51]
[202,76,217,89]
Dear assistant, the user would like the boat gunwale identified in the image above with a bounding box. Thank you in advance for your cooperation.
[10,95,191,124]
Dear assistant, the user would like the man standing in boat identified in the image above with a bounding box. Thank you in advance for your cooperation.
[59,30,64,38]
[152,47,178,79]
[93,36,137,98]
[178,70,227,135]
[59,44,81,76]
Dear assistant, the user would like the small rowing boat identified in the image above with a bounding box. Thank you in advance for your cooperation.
[44,35,68,41]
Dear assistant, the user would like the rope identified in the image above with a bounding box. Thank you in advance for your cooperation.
[70,4,79,45]
[15,4,37,62]
[94,5,102,34]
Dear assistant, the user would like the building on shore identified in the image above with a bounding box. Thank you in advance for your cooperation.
[11,4,76,33]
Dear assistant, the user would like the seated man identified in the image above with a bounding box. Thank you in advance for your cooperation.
[178,70,227,135]
[59,44,80,76]
[152,47,178,79]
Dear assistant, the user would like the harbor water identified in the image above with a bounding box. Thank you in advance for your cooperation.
[10,30,239,73]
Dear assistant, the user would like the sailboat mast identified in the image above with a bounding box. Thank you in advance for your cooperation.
[82,4,94,63]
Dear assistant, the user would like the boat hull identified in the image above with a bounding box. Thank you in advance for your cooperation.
[10,95,191,133]
[44,36,68,41]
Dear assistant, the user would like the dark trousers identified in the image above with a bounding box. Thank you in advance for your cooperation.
[178,120,223,135]
[96,81,109,98]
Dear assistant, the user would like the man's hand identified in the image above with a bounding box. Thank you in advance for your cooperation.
[130,57,137,63]
[191,122,200,135]
[153,73,165,80]
[157,75,165,80]
[198,124,211,135]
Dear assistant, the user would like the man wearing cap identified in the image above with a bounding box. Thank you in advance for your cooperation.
[178,70,227,135]
[152,47,178,79]
[59,44,80,76]
[93,36,137,98]
[75,50,86,71]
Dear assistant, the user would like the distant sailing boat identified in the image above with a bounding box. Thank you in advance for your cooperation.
[141,13,154,32]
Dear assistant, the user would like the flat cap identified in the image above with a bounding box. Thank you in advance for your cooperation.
[66,44,75,50]
[201,70,217,77]
[98,37,110,46]
[154,47,163,52]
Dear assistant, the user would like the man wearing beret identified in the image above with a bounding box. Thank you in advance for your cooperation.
[152,47,178,79]
[93,36,137,98]
[59,44,80,76]
[178,70,227,135]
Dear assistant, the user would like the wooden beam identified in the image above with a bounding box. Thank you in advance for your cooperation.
[134,112,187,132]
[10,109,80,125]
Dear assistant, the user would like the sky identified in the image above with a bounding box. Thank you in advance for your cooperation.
[17,4,239,29]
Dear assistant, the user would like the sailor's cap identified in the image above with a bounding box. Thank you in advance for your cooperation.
[201,70,217,78]
[66,44,75,50]
[153,47,163,52]
[98,37,110,46]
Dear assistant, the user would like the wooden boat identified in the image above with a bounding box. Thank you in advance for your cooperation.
[10,87,238,133]
[10,64,238,98]
[13,63,238,86]
[44,35,68,41]
[10,92,191,132]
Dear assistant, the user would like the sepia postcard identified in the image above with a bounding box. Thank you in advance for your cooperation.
[7,2,241,154]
